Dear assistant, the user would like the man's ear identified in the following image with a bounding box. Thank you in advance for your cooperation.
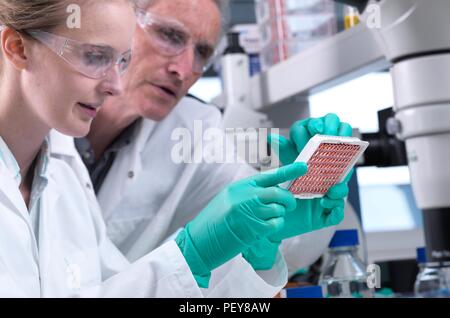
[1,27,28,71]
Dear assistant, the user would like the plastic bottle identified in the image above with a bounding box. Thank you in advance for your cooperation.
[414,247,450,297]
[319,229,374,298]
[221,32,250,109]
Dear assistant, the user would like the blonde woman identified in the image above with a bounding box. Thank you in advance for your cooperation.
[0,0,311,297]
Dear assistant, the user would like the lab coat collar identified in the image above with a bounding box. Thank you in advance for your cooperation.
[0,136,21,185]
[0,163,28,217]
[134,118,156,154]
[46,131,83,209]
[49,120,155,165]
[48,130,77,158]
[0,136,52,211]
[128,118,156,174]
[0,137,25,215]
[28,139,51,212]
[41,165,61,233]
[49,120,155,189]
[35,138,50,181]
[0,137,57,251]
[0,136,51,181]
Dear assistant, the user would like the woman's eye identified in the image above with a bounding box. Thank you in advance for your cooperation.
[83,51,111,66]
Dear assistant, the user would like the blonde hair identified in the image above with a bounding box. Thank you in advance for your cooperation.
[0,0,136,74]
[0,0,77,32]
[0,0,75,75]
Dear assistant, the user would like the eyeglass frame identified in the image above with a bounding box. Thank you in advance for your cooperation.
[135,9,221,74]
[1,26,132,79]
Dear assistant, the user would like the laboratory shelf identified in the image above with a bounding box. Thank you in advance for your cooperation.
[251,23,390,110]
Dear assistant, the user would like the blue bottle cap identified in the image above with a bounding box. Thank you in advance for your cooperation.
[285,286,323,298]
[416,247,427,264]
[329,229,359,248]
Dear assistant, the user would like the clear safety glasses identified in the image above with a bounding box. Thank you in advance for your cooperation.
[26,30,132,79]
[136,9,218,74]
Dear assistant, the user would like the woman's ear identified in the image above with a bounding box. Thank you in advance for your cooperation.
[1,27,28,71]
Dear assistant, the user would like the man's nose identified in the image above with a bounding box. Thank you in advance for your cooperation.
[167,47,196,80]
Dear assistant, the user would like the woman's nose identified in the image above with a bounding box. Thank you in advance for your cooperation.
[99,65,123,96]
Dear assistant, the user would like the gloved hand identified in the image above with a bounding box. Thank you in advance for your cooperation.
[176,162,307,288]
[242,237,281,271]
[269,172,352,241]
[243,113,353,271]
[242,177,352,270]
[269,113,353,166]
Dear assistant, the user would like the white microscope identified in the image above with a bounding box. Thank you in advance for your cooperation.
[338,0,450,265]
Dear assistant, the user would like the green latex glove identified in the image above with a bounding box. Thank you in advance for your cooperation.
[269,113,353,240]
[268,113,353,166]
[176,162,307,288]
[269,171,353,242]
[241,179,351,271]
[243,113,353,270]
[242,175,352,270]
[242,237,281,271]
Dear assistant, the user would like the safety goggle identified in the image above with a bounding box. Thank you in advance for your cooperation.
[135,9,218,74]
[26,30,132,79]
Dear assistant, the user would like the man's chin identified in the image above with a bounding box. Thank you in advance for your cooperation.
[140,103,175,122]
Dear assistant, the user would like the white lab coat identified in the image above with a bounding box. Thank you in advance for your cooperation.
[0,134,288,297]
[52,96,336,277]
[0,148,206,297]
[48,131,289,298]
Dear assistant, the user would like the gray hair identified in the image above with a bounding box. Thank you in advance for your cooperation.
[212,0,231,38]
[136,0,230,39]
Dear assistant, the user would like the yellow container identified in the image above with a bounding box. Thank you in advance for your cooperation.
[344,6,360,30]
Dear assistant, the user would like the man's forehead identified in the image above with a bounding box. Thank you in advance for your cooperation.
[145,0,221,45]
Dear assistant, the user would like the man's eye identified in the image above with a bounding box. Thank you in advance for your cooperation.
[196,46,214,62]
[83,51,111,66]
[156,26,187,45]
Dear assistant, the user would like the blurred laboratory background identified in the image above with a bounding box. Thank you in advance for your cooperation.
[189,0,450,298]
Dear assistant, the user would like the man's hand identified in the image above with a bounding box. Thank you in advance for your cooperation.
[176,162,307,287]
[243,114,353,271]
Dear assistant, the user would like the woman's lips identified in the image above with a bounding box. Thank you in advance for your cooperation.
[77,102,98,118]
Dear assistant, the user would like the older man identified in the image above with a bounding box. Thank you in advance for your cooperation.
[51,0,352,292]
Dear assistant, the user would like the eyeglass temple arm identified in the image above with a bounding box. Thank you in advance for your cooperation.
[27,30,69,57]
